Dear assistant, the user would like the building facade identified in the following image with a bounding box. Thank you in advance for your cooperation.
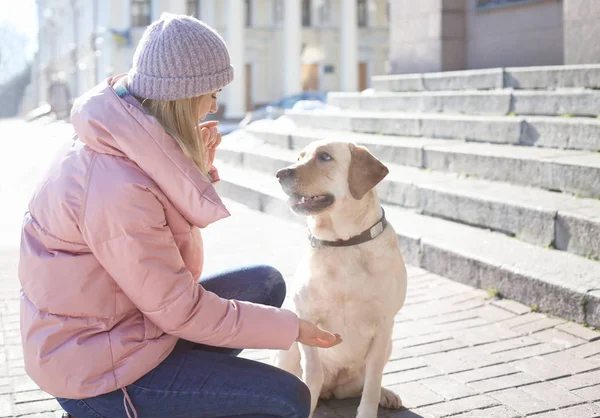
[388,0,600,75]
[34,0,390,118]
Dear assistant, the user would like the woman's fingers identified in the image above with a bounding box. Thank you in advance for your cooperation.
[198,120,219,129]
[201,126,220,149]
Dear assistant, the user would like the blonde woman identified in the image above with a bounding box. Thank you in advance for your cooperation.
[19,13,341,418]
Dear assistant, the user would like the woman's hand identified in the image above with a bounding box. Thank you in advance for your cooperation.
[297,319,342,348]
[199,121,222,171]
[200,121,222,150]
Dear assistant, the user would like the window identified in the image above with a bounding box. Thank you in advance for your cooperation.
[273,0,283,24]
[186,0,199,16]
[131,0,151,27]
[357,0,368,27]
[317,0,332,26]
[245,0,252,27]
[477,0,546,9]
[302,0,311,27]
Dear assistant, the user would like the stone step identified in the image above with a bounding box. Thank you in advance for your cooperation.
[217,139,600,260]
[244,124,600,199]
[285,110,600,151]
[328,90,600,117]
[214,162,600,328]
[372,64,600,92]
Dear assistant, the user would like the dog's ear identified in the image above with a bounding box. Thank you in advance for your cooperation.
[347,143,389,200]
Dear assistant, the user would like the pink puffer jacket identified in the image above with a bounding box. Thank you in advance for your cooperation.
[19,75,299,399]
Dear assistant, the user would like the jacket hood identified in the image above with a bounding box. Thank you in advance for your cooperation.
[70,75,229,227]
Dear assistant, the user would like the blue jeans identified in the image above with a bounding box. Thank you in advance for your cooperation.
[57,265,310,418]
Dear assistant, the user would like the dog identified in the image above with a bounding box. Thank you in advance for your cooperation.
[272,140,408,418]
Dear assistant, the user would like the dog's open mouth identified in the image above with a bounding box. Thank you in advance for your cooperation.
[289,194,334,213]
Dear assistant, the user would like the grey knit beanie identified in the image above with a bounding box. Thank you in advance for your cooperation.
[127,13,234,101]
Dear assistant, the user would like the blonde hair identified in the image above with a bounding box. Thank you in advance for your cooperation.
[136,95,212,176]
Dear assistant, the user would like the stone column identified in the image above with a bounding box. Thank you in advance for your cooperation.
[388,0,465,74]
[283,0,302,96]
[225,0,246,118]
[200,0,216,27]
[340,0,358,91]
[564,0,600,64]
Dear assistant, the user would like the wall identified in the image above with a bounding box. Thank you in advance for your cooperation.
[465,0,563,69]
[563,0,600,64]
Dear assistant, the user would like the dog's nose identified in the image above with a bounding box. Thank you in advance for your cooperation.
[276,168,295,179]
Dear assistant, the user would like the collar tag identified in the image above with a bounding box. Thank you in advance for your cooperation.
[369,221,384,239]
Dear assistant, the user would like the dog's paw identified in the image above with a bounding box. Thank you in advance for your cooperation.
[320,389,333,400]
[380,387,402,409]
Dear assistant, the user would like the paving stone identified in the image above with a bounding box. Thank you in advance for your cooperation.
[532,328,588,349]
[426,310,478,327]
[573,384,600,403]
[312,404,341,418]
[421,351,474,374]
[499,312,546,329]
[478,336,541,354]
[0,394,14,417]
[493,343,558,362]
[471,305,516,323]
[565,340,600,359]
[556,323,600,342]
[416,395,499,418]
[13,390,54,404]
[428,318,490,333]
[511,356,571,381]
[384,357,429,374]
[521,381,587,409]
[18,413,59,418]
[542,351,600,374]
[452,364,521,384]
[450,346,503,369]
[392,333,454,349]
[420,375,477,400]
[491,299,532,316]
[510,317,566,335]
[588,354,600,365]
[489,387,554,415]
[531,403,600,418]
[554,369,600,390]
[454,325,521,346]
[450,405,521,418]
[387,381,444,408]
[468,372,539,393]
[14,399,61,416]
[399,339,467,357]
[382,366,444,386]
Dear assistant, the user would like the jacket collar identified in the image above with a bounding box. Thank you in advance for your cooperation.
[70,75,230,228]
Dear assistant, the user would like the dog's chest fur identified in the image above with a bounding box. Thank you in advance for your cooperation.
[291,228,406,365]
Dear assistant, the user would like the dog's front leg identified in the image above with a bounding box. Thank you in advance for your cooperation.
[356,321,393,418]
[299,344,324,417]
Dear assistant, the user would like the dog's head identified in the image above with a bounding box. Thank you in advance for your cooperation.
[276,140,389,216]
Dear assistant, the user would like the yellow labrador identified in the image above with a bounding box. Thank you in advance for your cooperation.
[273,140,408,418]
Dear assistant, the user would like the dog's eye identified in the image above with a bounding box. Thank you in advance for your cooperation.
[318,152,333,162]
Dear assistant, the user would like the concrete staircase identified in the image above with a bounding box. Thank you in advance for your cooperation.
[214,64,600,328]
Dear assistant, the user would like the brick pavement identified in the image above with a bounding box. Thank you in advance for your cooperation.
[2,119,600,417]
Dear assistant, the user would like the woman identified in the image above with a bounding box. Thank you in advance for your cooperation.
[19,13,341,418]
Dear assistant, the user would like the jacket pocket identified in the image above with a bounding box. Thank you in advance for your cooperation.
[143,315,163,340]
